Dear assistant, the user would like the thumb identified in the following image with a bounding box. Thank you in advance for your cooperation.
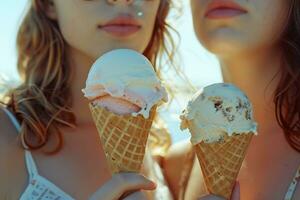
[90,173,156,200]
[123,191,148,200]
[230,181,240,200]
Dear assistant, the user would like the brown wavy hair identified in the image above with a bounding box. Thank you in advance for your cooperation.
[275,0,300,152]
[2,0,178,154]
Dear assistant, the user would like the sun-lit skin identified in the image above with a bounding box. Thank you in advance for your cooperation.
[190,0,289,58]
[2,0,297,199]
[44,0,161,126]
[0,1,177,199]
[187,0,300,199]
[49,0,160,60]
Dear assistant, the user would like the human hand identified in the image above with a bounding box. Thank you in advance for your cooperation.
[89,173,156,200]
[197,182,240,200]
[122,191,149,200]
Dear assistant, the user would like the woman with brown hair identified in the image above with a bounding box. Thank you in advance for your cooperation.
[181,0,300,199]
[0,0,180,199]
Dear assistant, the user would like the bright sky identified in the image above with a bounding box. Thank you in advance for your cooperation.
[0,0,222,143]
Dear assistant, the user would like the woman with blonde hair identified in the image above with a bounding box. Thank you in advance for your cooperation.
[0,0,182,199]
[179,0,300,199]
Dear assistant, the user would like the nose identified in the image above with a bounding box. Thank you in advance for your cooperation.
[107,0,134,5]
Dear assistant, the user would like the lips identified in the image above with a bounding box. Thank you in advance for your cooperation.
[99,15,141,37]
[205,0,247,19]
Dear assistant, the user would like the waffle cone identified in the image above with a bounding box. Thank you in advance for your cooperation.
[89,103,156,174]
[194,133,253,199]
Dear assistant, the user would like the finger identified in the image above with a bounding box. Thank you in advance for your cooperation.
[230,181,240,200]
[197,194,225,200]
[123,191,148,200]
[90,173,156,200]
[113,173,156,198]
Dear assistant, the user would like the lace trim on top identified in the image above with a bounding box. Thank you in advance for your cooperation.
[2,107,75,200]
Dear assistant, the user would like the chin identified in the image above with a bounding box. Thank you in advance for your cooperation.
[89,45,143,60]
[201,33,248,57]
[205,41,240,55]
[108,43,147,54]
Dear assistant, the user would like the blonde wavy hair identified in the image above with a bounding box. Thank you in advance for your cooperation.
[2,0,179,154]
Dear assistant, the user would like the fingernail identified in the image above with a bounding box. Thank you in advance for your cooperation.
[150,181,157,188]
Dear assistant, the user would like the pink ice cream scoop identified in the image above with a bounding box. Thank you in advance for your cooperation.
[82,49,168,118]
[95,95,140,115]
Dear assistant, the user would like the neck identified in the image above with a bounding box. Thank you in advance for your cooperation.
[67,47,95,126]
[219,48,282,127]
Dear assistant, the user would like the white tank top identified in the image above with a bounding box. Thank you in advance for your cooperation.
[3,107,174,200]
[3,106,300,200]
[3,107,75,199]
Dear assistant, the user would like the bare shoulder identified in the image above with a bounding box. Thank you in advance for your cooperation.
[162,140,192,172]
[161,139,194,198]
[163,139,193,165]
[0,107,20,152]
[0,107,24,195]
[162,140,207,199]
[162,140,194,180]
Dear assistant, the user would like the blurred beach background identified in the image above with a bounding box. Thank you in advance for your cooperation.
[0,1,222,143]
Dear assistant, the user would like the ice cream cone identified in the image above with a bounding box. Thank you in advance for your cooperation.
[89,103,157,173]
[194,133,253,199]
